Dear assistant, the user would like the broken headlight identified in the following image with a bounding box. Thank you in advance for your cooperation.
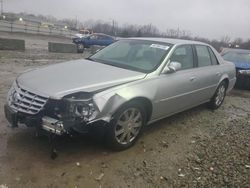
[64,92,99,121]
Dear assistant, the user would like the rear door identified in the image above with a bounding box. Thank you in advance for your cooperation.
[191,45,221,102]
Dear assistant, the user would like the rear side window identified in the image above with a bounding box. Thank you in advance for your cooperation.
[195,45,212,67]
[208,47,219,65]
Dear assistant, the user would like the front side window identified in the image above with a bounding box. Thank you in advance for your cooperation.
[170,45,194,70]
[91,40,172,73]
[195,45,212,67]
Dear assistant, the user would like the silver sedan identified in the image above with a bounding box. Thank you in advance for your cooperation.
[4,38,236,150]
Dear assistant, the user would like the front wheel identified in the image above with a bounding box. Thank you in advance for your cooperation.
[208,81,227,109]
[106,102,146,150]
[77,44,84,53]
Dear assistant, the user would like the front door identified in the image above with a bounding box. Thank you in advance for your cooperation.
[153,45,199,119]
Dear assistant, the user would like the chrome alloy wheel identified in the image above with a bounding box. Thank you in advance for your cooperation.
[115,108,143,145]
[215,84,226,106]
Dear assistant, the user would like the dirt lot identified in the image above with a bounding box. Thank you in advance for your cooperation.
[0,32,249,188]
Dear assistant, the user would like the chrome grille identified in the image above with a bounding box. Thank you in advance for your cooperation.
[8,83,48,114]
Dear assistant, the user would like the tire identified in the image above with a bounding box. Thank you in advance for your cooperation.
[77,44,84,53]
[106,101,146,150]
[208,81,227,110]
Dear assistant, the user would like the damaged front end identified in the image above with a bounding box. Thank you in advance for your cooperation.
[4,81,111,136]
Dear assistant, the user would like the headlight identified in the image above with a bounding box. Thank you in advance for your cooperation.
[73,101,96,118]
[238,70,250,75]
[64,93,99,121]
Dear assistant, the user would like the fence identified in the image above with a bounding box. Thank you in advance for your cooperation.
[0,20,77,38]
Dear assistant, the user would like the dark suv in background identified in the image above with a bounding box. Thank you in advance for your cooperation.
[221,48,250,89]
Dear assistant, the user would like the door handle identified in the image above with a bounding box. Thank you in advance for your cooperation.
[190,77,196,81]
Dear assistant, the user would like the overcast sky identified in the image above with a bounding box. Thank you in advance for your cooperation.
[4,0,250,40]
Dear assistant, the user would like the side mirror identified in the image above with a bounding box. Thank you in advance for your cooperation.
[162,61,182,74]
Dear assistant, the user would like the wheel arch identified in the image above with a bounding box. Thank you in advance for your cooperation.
[126,97,153,123]
[96,94,153,124]
[218,74,229,90]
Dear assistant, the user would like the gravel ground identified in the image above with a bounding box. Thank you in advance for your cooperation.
[173,95,250,188]
[0,32,249,188]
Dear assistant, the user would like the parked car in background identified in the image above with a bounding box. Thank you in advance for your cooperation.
[221,48,250,89]
[4,38,236,150]
[73,33,115,53]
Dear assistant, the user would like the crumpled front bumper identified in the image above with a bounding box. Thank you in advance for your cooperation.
[4,103,109,136]
[4,103,65,135]
[4,104,41,128]
[41,116,65,135]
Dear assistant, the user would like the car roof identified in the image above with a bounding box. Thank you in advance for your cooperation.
[92,33,114,38]
[221,48,250,54]
[129,37,207,45]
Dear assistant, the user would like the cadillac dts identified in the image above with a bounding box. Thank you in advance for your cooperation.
[4,38,236,150]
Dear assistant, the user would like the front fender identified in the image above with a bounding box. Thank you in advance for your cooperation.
[93,78,158,122]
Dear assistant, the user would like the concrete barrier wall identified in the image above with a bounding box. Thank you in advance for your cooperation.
[48,42,77,53]
[0,38,25,51]
[0,20,77,38]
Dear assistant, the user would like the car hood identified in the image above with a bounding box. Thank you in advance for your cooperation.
[17,59,146,99]
[233,61,250,69]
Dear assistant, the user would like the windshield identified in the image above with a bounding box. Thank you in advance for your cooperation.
[222,51,250,64]
[90,39,172,73]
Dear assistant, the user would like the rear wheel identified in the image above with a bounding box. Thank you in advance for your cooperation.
[208,81,227,109]
[106,102,146,150]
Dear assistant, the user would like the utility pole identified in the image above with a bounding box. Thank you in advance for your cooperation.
[1,0,3,16]
[75,15,78,30]
[109,18,116,36]
[112,19,115,36]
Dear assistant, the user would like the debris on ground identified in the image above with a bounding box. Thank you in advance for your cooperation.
[0,185,8,188]
[142,160,147,167]
[76,162,81,167]
[160,176,168,181]
[178,173,185,177]
[95,173,104,181]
